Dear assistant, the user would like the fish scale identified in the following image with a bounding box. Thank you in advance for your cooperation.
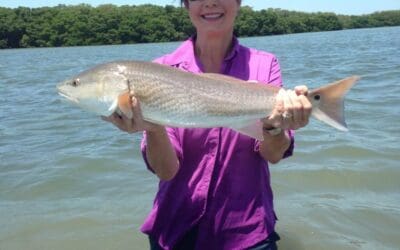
[128,62,275,121]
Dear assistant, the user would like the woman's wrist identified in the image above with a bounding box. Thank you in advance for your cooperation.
[263,125,283,136]
[145,124,165,134]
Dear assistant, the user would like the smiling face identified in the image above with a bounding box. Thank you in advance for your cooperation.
[184,0,241,38]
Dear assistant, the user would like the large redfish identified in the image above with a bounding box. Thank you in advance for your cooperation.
[57,61,359,140]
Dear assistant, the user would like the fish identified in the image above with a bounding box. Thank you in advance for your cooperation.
[57,60,359,140]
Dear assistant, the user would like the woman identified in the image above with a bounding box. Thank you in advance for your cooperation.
[105,0,311,249]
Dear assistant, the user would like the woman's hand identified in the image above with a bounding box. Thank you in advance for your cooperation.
[263,86,312,130]
[102,96,163,133]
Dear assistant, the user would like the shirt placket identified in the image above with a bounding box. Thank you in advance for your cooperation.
[200,128,220,192]
[196,128,224,248]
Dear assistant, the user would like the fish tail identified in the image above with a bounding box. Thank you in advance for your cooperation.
[308,76,360,131]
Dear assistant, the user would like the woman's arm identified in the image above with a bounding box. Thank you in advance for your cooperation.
[258,129,291,164]
[145,126,180,181]
[103,97,179,181]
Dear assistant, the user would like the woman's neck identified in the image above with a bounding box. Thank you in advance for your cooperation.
[195,33,234,73]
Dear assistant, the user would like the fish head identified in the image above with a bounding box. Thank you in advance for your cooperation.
[57,62,129,117]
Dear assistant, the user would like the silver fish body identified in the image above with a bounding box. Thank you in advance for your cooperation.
[123,61,278,127]
[57,60,359,139]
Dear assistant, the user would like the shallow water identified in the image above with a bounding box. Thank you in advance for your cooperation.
[1,26,399,250]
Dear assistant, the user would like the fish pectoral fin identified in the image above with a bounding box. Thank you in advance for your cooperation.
[230,120,264,141]
[117,91,133,119]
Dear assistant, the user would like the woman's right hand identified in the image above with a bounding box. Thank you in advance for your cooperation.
[102,96,163,134]
[263,86,311,130]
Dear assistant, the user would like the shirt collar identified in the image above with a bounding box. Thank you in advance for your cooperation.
[224,36,240,61]
[167,36,240,69]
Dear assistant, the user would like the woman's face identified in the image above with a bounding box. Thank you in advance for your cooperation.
[185,0,241,37]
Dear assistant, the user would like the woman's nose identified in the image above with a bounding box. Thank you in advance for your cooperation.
[203,0,218,8]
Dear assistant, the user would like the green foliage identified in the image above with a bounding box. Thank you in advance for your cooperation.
[0,4,398,48]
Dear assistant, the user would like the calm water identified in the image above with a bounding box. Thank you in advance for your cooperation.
[1,27,399,250]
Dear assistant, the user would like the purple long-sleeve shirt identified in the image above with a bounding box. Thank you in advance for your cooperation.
[140,37,294,250]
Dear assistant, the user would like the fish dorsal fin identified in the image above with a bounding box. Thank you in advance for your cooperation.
[117,91,133,119]
[202,73,272,91]
[230,120,264,141]
[202,73,245,84]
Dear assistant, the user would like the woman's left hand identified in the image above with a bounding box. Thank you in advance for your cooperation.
[263,86,312,130]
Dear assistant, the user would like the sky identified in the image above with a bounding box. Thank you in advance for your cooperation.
[0,0,399,15]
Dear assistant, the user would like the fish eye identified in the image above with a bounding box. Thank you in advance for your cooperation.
[71,79,80,87]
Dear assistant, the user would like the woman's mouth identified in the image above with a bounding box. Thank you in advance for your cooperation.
[201,13,224,20]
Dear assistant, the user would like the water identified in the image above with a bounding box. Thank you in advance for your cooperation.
[0,27,399,250]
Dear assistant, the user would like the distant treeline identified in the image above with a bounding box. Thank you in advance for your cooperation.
[1,4,399,49]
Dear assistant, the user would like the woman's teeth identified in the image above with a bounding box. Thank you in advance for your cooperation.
[202,13,223,20]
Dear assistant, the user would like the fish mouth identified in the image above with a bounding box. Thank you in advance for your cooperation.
[58,89,79,103]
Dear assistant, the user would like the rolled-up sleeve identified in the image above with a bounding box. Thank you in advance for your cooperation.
[140,127,183,173]
[268,56,283,86]
[282,129,295,158]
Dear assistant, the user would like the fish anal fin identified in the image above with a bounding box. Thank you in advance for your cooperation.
[231,120,264,141]
[117,91,133,119]
[308,76,360,131]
